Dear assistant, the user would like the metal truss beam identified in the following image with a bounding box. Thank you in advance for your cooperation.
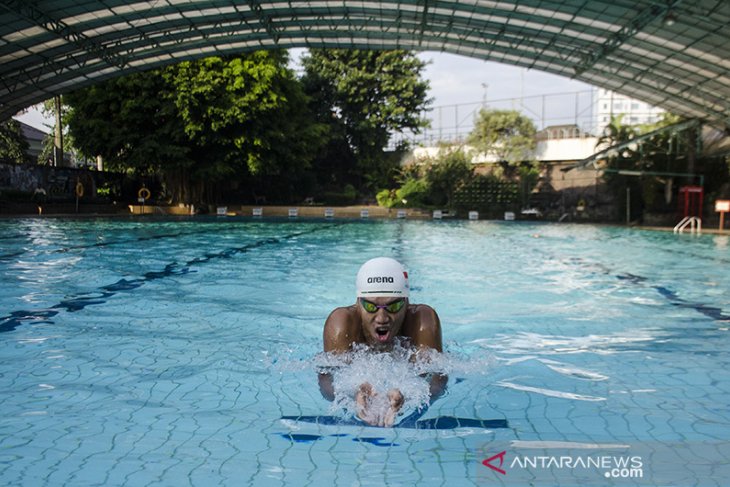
[0,0,128,69]
[573,0,683,76]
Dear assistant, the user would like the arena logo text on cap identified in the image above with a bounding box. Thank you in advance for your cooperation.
[356,257,410,298]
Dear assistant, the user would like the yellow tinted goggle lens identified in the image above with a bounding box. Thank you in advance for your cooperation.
[361,300,378,312]
[387,300,405,313]
[361,299,405,313]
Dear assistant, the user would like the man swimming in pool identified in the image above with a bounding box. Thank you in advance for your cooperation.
[319,257,447,427]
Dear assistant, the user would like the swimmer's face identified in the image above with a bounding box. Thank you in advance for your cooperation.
[357,297,408,348]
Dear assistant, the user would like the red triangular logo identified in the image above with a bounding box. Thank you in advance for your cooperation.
[482,451,507,475]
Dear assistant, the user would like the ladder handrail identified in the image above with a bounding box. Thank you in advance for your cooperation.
[673,216,702,234]
[674,216,691,233]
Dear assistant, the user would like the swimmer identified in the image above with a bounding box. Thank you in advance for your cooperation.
[318,257,448,427]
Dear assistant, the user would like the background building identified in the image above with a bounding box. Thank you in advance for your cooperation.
[593,88,665,133]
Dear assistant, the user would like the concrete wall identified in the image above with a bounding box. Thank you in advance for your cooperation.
[406,136,602,165]
[0,162,125,201]
[534,137,600,162]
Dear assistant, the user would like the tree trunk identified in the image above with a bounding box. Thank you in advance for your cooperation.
[54,95,64,167]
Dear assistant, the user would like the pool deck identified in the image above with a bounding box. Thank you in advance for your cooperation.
[131,203,436,219]
[1,201,729,234]
[637,225,730,235]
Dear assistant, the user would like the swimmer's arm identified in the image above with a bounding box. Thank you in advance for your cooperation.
[411,305,448,402]
[318,372,336,401]
[428,373,448,402]
[318,307,358,401]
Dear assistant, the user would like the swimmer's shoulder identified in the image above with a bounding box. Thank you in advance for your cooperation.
[325,304,358,325]
[404,303,442,352]
[323,305,361,352]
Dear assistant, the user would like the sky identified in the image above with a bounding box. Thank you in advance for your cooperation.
[14,50,596,137]
[415,51,596,140]
[418,51,592,108]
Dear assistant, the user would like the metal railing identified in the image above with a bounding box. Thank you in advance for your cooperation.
[673,216,702,234]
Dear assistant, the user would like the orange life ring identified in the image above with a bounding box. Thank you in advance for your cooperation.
[138,187,151,200]
[75,181,84,198]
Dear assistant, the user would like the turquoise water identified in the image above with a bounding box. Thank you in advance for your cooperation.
[1,217,729,486]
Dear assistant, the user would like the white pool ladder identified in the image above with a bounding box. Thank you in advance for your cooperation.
[673,216,702,234]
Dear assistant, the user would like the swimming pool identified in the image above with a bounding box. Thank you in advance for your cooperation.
[1,217,729,486]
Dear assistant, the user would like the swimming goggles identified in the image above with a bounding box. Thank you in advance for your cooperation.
[360,298,406,314]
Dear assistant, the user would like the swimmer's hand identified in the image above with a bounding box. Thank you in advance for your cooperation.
[355,383,404,427]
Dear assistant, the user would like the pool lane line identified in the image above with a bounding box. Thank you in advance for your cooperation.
[280,414,509,430]
[510,236,730,323]
[0,222,343,333]
[0,226,233,261]
[0,250,27,260]
[0,233,28,241]
[569,258,730,322]
[564,256,729,322]
[463,224,730,322]
[616,273,730,322]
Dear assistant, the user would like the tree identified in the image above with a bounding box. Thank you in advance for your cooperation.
[166,52,318,174]
[468,108,537,168]
[377,145,473,209]
[65,70,190,174]
[424,146,474,207]
[595,114,638,163]
[0,118,29,164]
[163,50,324,202]
[66,68,193,201]
[301,49,431,192]
[66,50,322,204]
[596,113,703,220]
[39,97,86,166]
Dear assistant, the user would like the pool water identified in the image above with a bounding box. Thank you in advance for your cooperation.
[1,217,729,486]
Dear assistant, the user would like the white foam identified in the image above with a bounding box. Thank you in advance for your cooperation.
[538,359,609,381]
[310,342,495,424]
[496,380,606,402]
[311,343,427,422]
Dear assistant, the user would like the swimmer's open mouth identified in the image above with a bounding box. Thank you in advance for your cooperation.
[375,326,390,341]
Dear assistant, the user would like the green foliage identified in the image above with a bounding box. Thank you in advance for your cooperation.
[65,70,190,175]
[395,177,430,207]
[594,113,690,175]
[595,113,720,220]
[0,119,29,164]
[165,51,321,178]
[302,49,431,192]
[596,115,637,154]
[468,109,537,165]
[65,51,322,204]
[376,146,472,209]
[635,112,683,135]
[517,163,541,207]
[322,184,358,205]
[63,49,430,203]
[38,97,80,165]
[423,147,474,207]
[376,178,430,208]
[452,174,519,216]
[376,188,396,207]
[377,142,536,215]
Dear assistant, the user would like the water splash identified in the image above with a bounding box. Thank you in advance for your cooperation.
[310,341,495,424]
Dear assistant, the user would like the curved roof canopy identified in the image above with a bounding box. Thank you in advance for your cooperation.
[1,1,729,129]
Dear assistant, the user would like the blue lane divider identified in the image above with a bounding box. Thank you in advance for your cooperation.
[0,223,341,333]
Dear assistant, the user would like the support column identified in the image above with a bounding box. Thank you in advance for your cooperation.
[53,95,63,167]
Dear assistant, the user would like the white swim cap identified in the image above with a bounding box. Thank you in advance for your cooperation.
[356,257,409,298]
